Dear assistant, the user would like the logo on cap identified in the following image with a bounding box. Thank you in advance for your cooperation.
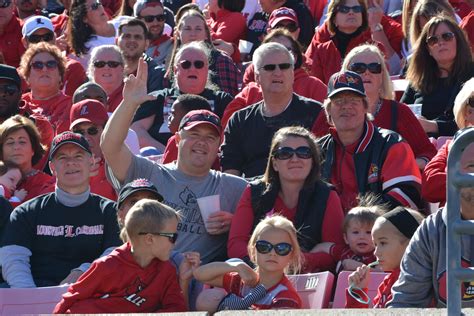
[36,18,44,25]
[80,106,89,116]
[130,178,153,188]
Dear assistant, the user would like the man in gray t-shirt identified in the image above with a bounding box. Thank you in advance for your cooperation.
[102,60,247,263]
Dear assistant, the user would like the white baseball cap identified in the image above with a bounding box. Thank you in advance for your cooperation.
[22,15,54,37]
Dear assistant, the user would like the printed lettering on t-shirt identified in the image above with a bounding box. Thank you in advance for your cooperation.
[248,19,267,32]
[36,224,104,237]
[438,258,474,305]
[123,277,147,307]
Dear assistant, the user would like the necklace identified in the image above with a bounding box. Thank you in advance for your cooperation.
[373,98,382,117]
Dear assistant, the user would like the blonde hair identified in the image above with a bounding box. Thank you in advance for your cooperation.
[248,215,301,274]
[122,199,180,242]
[341,44,394,100]
[453,78,474,129]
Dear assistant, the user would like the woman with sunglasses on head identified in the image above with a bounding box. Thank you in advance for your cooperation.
[87,45,125,113]
[132,41,232,153]
[18,42,72,135]
[195,215,303,312]
[401,15,474,137]
[340,44,436,170]
[228,126,345,273]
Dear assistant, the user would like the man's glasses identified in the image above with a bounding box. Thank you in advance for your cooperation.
[275,22,298,33]
[90,0,102,10]
[273,146,312,160]
[93,60,123,68]
[349,62,382,74]
[27,32,54,44]
[0,0,11,8]
[74,126,99,136]
[138,232,178,243]
[0,84,19,96]
[260,63,292,71]
[337,5,363,13]
[426,32,455,47]
[179,60,205,69]
[255,240,292,256]
[31,60,58,70]
[140,14,166,23]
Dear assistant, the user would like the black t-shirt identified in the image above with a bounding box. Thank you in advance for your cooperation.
[0,197,13,240]
[283,0,315,48]
[220,93,323,178]
[1,193,121,286]
[133,87,233,145]
[245,12,269,61]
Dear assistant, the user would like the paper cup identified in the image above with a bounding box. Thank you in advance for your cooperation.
[239,40,253,54]
[197,195,220,229]
[408,104,422,117]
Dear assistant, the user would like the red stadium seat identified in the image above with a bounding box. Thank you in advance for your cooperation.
[0,285,69,315]
[288,271,335,308]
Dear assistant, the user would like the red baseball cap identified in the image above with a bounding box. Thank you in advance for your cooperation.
[268,7,299,29]
[69,99,108,130]
[179,110,221,134]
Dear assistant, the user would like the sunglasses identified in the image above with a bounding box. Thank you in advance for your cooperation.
[0,0,11,8]
[27,32,54,44]
[179,112,221,130]
[275,22,298,33]
[31,60,58,70]
[273,146,312,160]
[74,126,99,136]
[0,84,19,96]
[140,14,166,23]
[260,63,292,71]
[93,60,123,68]
[349,62,382,74]
[426,32,455,47]
[138,232,178,243]
[90,0,102,10]
[179,60,205,70]
[337,5,363,13]
[255,240,292,256]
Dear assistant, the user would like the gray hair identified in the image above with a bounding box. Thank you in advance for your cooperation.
[253,42,295,75]
[453,78,474,129]
[87,45,125,81]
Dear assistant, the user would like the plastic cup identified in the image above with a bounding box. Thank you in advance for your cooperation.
[408,104,422,117]
[239,40,253,54]
[197,195,220,229]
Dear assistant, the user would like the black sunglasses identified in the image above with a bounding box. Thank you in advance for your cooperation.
[273,146,312,160]
[275,22,298,33]
[27,32,54,44]
[426,32,455,47]
[138,232,178,243]
[140,14,166,23]
[337,5,363,13]
[0,0,11,8]
[349,62,382,74]
[93,60,123,68]
[90,0,102,10]
[74,126,99,136]
[179,60,205,70]
[31,60,58,70]
[255,240,292,256]
[260,63,292,71]
[179,113,221,130]
[0,84,19,96]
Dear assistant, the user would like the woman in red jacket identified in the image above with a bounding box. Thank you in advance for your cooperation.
[228,126,345,273]
[340,44,437,170]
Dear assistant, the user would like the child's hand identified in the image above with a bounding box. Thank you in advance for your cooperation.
[179,252,201,281]
[237,263,259,288]
[13,189,28,201]
[348,265,370,289]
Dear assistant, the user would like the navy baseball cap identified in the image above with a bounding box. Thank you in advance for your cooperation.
[49,131,92,160]
[118,178,163,208]
[327,71,366,98]
[0,64,21,88]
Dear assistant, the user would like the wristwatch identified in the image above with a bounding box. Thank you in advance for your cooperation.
[372,23,383,32]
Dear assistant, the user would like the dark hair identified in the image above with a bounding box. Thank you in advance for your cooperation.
[118,0,134,16]
[218,0,245,12]
[0,160,21,177]
[326,0,368,34]
[263,126,321,190]
[175,3,202,23]
[118,18,150,39]
[342,206,381,232]
[407,15,474,94]
[72,82,108,103]
[68,0,95,56]
[263,28,304,70]
[175,94,212,112]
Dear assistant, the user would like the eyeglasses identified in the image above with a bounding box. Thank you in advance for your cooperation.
[27,32,54,44]
[349,62,382,74]
[426,32,455,47]
[93,60,123,68]
[255,240,292,256]
[275,22,298,33]
[179,113,221,130]
[31,60,58,70]
[273,146,312,160]
[140,14,166,23]
[179,60,205,69]
[0,0,11,8]
[89,0,102,10]
[260,63,292,71]
[337,5,363,13]
[0,84,19,96]
[138,232,178,243]
[73,126,99,136]
[332,96,363,106]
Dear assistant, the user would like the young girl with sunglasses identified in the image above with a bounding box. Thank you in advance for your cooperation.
[54,199,191,314]
[194,215,302,312]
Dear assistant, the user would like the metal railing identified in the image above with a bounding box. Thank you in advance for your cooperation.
[446,128,474,315]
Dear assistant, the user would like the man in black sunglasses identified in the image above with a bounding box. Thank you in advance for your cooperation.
[0,0,26,68]
[21,15,87,97]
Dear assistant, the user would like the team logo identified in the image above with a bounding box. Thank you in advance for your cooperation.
[367,163,379,183]
[130,178,153,188]
[80,105,89,116]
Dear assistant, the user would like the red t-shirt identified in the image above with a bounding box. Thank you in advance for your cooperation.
[0,14,26,68]
[208,9,247,47]
[107,83,124,113]
[90,162,117,201]
[17,170,55,204]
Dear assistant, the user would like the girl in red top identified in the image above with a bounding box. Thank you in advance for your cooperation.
[207,0,247,50]
[346,206,424,308]
[194,215,302,312]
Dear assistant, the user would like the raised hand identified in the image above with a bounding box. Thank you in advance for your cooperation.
[122,58,156,107]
